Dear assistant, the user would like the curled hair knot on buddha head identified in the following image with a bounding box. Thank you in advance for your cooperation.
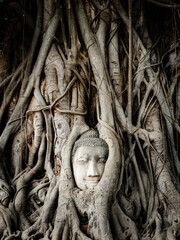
[72,129,109,157]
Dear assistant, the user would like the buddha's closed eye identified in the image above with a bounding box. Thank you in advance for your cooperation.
[97,157,106,163]
[78,158,88,163]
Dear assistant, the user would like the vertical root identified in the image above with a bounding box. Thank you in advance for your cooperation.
[112,201,141,240]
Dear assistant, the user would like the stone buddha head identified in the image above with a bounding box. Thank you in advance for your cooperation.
[72,130,109,190]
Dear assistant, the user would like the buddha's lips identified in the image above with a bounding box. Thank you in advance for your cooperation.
[85,177,100,181]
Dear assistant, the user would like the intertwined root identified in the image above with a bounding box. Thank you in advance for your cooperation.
[0,0,180,239]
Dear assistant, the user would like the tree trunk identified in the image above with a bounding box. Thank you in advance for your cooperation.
[0,0,180,239]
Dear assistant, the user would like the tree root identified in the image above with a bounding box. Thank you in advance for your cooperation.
[142,193,180,240]
[2,231,21,240]
[112,201,141,240]
[0,203,17,239]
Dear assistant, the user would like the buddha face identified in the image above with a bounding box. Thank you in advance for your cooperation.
[72,145,108,190]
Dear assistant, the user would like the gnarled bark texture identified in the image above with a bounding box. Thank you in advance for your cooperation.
[0,0,180,239]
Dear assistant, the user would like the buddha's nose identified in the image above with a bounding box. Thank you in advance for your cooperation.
[87,159,99,177]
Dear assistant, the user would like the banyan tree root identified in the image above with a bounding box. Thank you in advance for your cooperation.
[144,106,180,238]
[51,175,91,240]
[21,176,58,239]
[51,117,90,240]
[0,1,180,239]
[20,116,90,239]
[61,123,123,240]
[0,202,18,239]
[14,132,46,230]
[27,111,43,167]
[71,189,140,240]
[111,201,141,240]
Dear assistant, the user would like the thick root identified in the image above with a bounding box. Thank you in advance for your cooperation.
[112,201,141,240]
